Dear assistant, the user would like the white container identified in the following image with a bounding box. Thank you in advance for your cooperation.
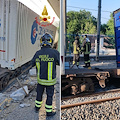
[0,0,58,70]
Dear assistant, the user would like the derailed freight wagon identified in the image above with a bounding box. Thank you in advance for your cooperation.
[0,0,59,70]
[0,0,59,90]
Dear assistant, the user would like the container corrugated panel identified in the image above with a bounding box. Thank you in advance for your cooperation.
[113,8,120,67]
[0,0,58,70]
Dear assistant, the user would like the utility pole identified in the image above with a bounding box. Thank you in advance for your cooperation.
[60,0,65,75]
[65,0,67,56]
[96,0,101,61]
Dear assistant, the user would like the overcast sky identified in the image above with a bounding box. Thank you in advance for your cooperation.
[67,0,120,24]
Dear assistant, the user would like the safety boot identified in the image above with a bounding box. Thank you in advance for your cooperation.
[34,107,40,113]
[83,63,88,68]
[46,111,56,116]
[87,63,91,69]
[77,62,79,68]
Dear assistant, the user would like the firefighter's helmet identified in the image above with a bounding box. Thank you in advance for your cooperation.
[40,33,53,47]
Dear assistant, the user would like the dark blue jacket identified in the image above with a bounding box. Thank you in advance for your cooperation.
[31,46,60,85]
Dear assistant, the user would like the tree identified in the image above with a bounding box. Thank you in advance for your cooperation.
[67,10,97,35]
[101,24,108,35]
[66,10,115,50]
[106,13,114,36]
[66,10,97,51]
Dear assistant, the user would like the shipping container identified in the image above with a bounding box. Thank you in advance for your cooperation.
[113,8,120,67]
[0,0,59,70]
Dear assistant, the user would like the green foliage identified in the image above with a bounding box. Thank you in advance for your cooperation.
[67,10,97,34]
[104,37,115,49]
[66,10,115,51]
[66,10,97,52]
[101,24,108,34]
[106,13,114,35]
[105,13,115,48]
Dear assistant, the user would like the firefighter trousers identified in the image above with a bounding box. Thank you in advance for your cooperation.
[35,83,54,110]
[84,54,90,67]
[73,54,80,66]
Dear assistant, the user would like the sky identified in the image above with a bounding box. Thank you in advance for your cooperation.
[67,0,120,24]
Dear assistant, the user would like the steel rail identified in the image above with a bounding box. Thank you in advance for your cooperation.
[61,95,120,109]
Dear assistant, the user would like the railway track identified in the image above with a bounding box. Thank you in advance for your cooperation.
[61,88,120,109]
[62,88,120,100]
[61,87,120,119]
[61,95,120,109]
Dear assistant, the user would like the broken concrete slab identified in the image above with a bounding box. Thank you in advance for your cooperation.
[10,86,29,101]
[10,93,25,101]
[29,68,36,76]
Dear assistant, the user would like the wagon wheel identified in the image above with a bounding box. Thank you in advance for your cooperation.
[2,74,10,89]
[79,78,94,93]
[0,77,4,91]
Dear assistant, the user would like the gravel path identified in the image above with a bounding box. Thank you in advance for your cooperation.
[61,92,120,120]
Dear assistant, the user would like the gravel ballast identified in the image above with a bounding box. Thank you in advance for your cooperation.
[61,92,120,120]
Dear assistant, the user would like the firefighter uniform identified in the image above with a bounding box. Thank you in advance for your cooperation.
[73,37,81,67]
[31,33,60,116]
[81,35,91,68]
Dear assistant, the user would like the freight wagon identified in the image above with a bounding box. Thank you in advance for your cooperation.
[113,8,120,67]
[0,0,59,90]
[0,0,59,70]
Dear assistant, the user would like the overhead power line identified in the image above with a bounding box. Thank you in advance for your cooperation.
[67,6,112,13]
[67,9,110,20]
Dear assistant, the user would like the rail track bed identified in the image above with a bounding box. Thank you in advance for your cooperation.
[61,87,120,120]
[61,65,120,119]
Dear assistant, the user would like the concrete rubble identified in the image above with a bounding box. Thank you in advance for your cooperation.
[19,103,31,108]
[0,66,60,120]
[29,68,36,76]
[10,86,29,101]
[0,93,12,110]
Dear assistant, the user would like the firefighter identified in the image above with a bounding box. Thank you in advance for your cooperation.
[31,33,60,116]
[81,35,91,68]
[72,36,81,67]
